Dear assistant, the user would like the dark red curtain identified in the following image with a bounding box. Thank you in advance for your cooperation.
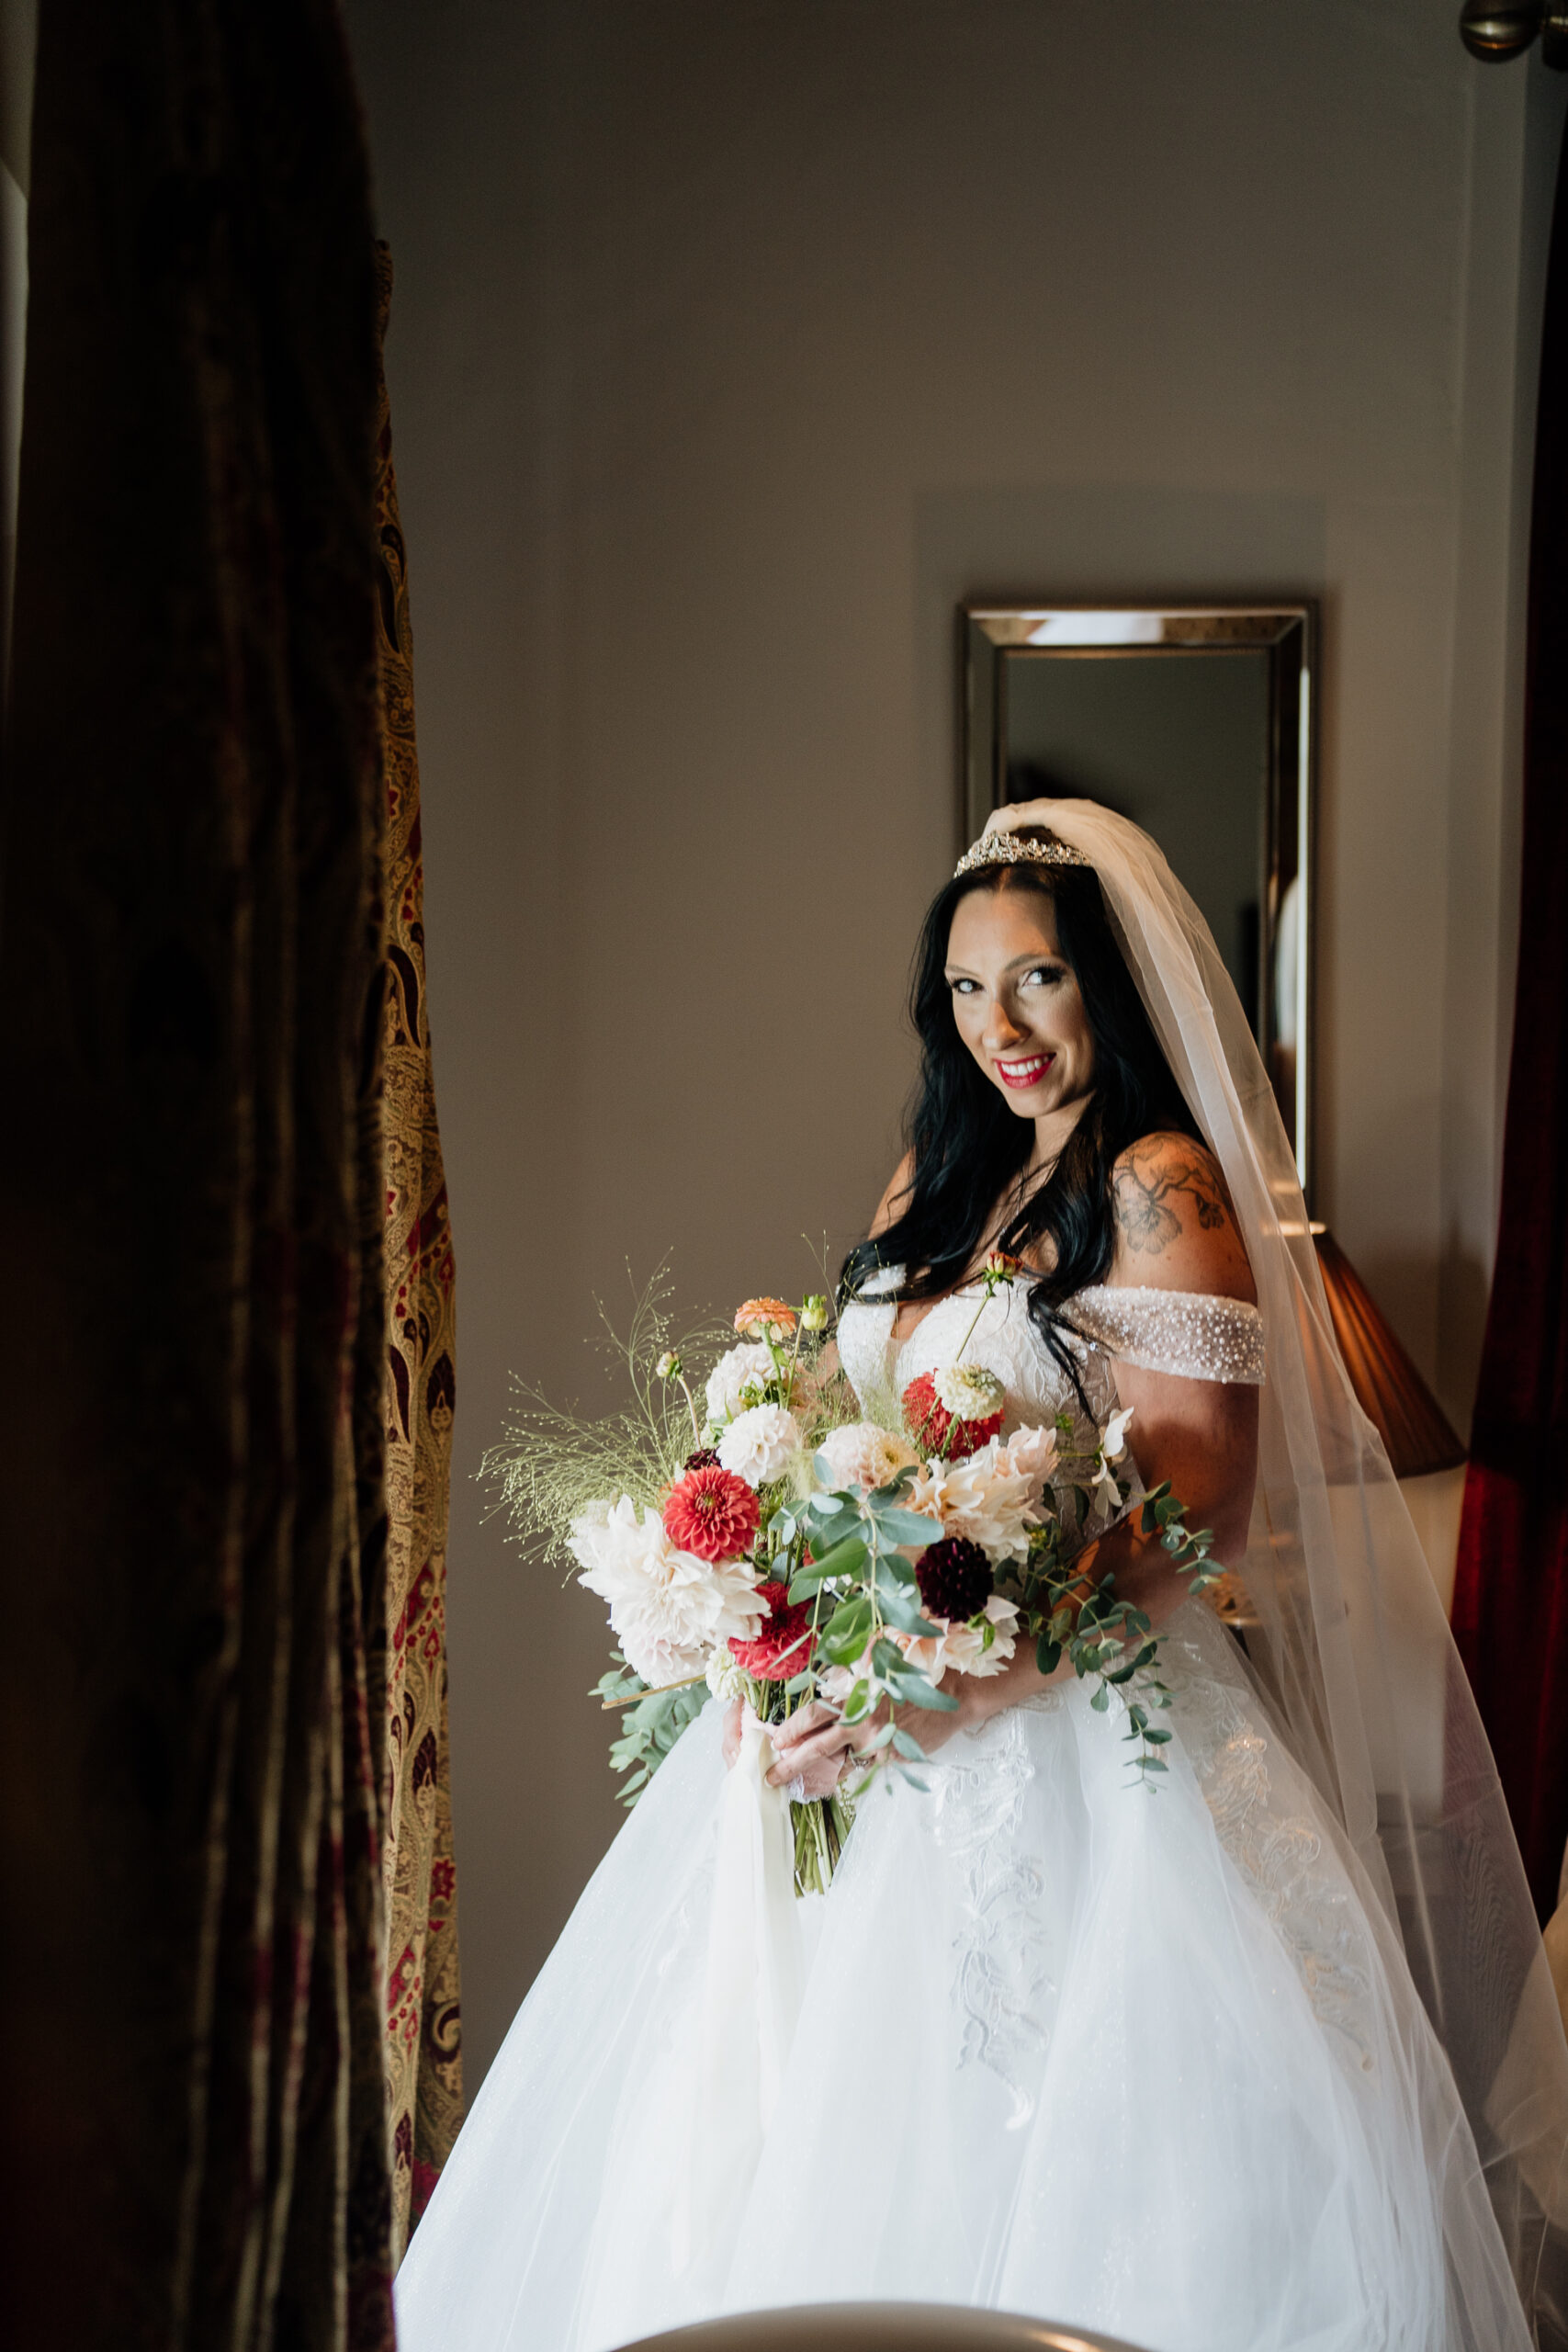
[0,5,395,2346]
[1451,122,1568,1928]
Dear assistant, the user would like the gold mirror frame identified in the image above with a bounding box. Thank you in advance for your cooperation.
[962,600,1317,1196]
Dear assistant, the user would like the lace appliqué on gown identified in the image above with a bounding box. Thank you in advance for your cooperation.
[931,1713,1054,2129]
[1167,1624,1377,2077]
[836,1270,1356,2119]
[836,1268,1280,2129]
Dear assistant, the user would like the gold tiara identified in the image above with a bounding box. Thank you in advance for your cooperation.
[953,829,1092,878]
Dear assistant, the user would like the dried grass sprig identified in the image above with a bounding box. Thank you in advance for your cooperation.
[479,1262,730,1569]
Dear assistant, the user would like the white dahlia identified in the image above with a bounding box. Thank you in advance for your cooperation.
[705,1643,752,1703]
[569,1495,767,1687]
[717,1404,803,1488]
[933,1363,1006,1421]
[910,1438,1039,1562]
[705,1340,776,1423]
[816,1419,923,1495]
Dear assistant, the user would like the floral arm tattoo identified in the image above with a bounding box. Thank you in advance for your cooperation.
[1113,1137,1235,1257]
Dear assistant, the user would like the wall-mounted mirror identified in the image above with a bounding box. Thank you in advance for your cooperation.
[963,602,1316,1193]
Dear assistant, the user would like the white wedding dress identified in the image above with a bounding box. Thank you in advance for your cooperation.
[394,1272,1531,2352]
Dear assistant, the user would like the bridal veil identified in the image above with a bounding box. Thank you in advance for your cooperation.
[1004,798,1568,2336]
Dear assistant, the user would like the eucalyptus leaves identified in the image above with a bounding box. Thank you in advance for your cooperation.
[484,1263,1222,1894]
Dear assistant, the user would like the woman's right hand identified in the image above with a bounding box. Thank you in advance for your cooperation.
[722,1698,862,1796]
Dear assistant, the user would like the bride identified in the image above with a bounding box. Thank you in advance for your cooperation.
[395,800,1568,2352]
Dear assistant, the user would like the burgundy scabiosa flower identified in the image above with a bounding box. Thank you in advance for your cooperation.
[916,1535,993,1624]
[661,1462,761,1564]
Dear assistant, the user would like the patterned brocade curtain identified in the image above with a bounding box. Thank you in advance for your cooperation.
[0,6,396,2346]
[373,245,466,2254]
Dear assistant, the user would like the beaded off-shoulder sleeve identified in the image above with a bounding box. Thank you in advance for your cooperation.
[1068,1283,1266,1385]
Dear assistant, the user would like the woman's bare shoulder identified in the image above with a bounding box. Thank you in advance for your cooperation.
[1108,1131,1256,1303]
[869,1149,916,1239]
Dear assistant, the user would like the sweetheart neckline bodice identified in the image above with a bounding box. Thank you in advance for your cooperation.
[885,1275,1258,1344]
[836,1268,1265,1436]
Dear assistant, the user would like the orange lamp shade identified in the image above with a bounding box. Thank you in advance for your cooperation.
[1312,1227,1467,1480]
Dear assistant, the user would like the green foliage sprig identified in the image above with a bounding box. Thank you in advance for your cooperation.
[998,1470,1219,1781]
[785,1467,959,1788]
[592,1654,709,1805]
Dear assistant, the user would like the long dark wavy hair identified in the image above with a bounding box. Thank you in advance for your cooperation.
[839,846,1201,1380]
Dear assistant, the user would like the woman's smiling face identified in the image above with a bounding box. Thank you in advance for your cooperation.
[944,881,1097,1125]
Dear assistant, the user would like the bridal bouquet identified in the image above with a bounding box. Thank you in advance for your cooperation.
[483,1262,1218,1894]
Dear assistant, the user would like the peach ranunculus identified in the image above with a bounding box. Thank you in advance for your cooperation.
[821,1594,1021,1702]
[734,1296,798,1341]
[897,1595,1021,1686]
[909,1440,1038,1562]
[816,1419,924,1496]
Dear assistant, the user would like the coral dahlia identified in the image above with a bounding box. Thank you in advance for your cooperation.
[729,1581,816,1681]
[662,1463,761,1565]
[734,1297,798,1340]
[902,1371,1004,1457]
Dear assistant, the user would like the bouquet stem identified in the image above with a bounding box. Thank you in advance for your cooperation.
[791,1788,854,1896]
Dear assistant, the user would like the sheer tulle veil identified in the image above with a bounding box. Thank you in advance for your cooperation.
[1011,798,1568,2330]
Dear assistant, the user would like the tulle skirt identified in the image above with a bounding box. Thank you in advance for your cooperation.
[394,1601,1530,2352]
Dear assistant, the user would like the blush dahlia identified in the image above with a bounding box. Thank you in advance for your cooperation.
[902,1372,1004,1457]
[661,1464,761,1565]
[729,1581,815,1681]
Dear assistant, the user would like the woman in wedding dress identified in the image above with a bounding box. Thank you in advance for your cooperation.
[395,801,1568,2352]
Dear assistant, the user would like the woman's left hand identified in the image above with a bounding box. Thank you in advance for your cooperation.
[766,1690,978,1793]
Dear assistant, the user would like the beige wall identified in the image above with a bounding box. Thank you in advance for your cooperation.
[344,0,1567,2090]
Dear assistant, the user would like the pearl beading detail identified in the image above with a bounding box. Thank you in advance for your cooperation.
[1067,1283,1266,1385]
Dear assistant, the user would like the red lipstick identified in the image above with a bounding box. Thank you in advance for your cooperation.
[995,1053,1054,1091]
